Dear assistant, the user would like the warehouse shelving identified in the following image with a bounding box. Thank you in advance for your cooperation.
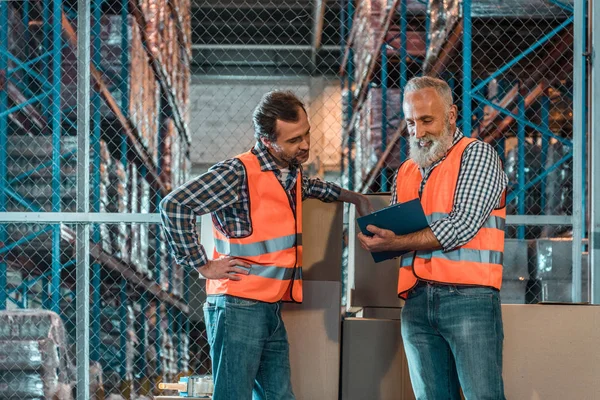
[340,0,427,192]
[340,0,585,304]
[0,0,192,395]
[341,0,578,216]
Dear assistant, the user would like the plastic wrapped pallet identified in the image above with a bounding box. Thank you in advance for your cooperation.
[505,141,543,238]
[99,140,113,253]
[0,310,73,399]
[149,224,168,286]
[56,15,159,162]
[138,175,151,276]
[352,0,386,86]
[159,118,181,190]
[108,158,129,263]
[361,88,403,173]
[423,0,460,74]
[90,361,105,400]
[542,141,573,237]
[129,163,141,269]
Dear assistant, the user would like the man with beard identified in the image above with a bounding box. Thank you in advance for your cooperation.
[160,90,371,400]
[358,76,508,400]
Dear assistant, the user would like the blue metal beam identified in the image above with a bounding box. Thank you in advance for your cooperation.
[547,0,574,12]
[0,49,54,91]
[517,94,526,239]
[507,152,573,203]
[345,0,355,190]
[42,0,51,118]
[8,260,75,295]
[471,16,574,94]
[0,225,53,255]
[4,187,43,212]
[462,0,472,136]
[0,0,8,310]
[8,150,76,185]
[399,0,408,164]
[472,94,573,147]
[6,50,54,78]
[0,91,51,119]
[380,43,388,191]
[540,95,550,212]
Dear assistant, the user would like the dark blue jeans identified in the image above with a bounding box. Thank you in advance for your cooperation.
[401,282,505,400]
[203,295,295,400]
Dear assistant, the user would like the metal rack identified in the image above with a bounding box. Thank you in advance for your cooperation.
[340,0,428,192]
[0,0,191,391]
[339,0,585,300]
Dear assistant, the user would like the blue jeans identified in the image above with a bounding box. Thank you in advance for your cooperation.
[203,295,295,400]
[401,281,505,400]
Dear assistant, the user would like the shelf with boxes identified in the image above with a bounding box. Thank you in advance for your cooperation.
[340,0,427,191]
[0,0,192,396]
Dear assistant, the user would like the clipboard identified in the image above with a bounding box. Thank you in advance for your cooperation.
[356,198,429,263]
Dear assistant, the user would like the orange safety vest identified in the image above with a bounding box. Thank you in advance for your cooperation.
[396,137,506,298]
[206,151,303,303]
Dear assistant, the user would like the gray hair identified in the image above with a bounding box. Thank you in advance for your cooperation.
[404,76,454,110]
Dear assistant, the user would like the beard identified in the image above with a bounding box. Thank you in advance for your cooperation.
[408,121,454,169]
[272,145,309,167]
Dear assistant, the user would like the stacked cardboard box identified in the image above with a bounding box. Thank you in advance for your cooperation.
[353,88,404,188]
[352,0,387,87]
[139,0,190,120]
[57,15,160,163]
[159,118,190,191]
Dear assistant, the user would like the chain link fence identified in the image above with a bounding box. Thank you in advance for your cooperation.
[341,0,582,308]
[0,0,586,398]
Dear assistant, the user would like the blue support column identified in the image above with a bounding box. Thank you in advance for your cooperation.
[346,0,355,190]
[399,0,408,163]
[41,276,50,309]
[380,44,388,191]
[51,0,63,314]
[42,0,51,118]
[90,0,102,363]
[495,137,506,166]
[462,0,472,137]
[517,93,526,239]
[120,0,129,178]
[0,1,8,311]
[23,1,31,90]
[540,95,550,213]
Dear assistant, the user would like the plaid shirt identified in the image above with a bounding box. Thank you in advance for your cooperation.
[159,142,341,269]
[390,129,508,252]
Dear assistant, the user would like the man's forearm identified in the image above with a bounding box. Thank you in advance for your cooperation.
[392,227,443,252]
[337,188,362,204]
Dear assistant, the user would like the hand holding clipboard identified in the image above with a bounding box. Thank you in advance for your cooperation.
[356,199,429,263]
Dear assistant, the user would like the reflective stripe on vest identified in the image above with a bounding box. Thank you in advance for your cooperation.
[214,233,302,257]
[401,248,504,266]
[425,213,505,231]
[235,264,302,281]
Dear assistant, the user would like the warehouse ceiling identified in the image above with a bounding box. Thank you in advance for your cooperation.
[190,0,342,76]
